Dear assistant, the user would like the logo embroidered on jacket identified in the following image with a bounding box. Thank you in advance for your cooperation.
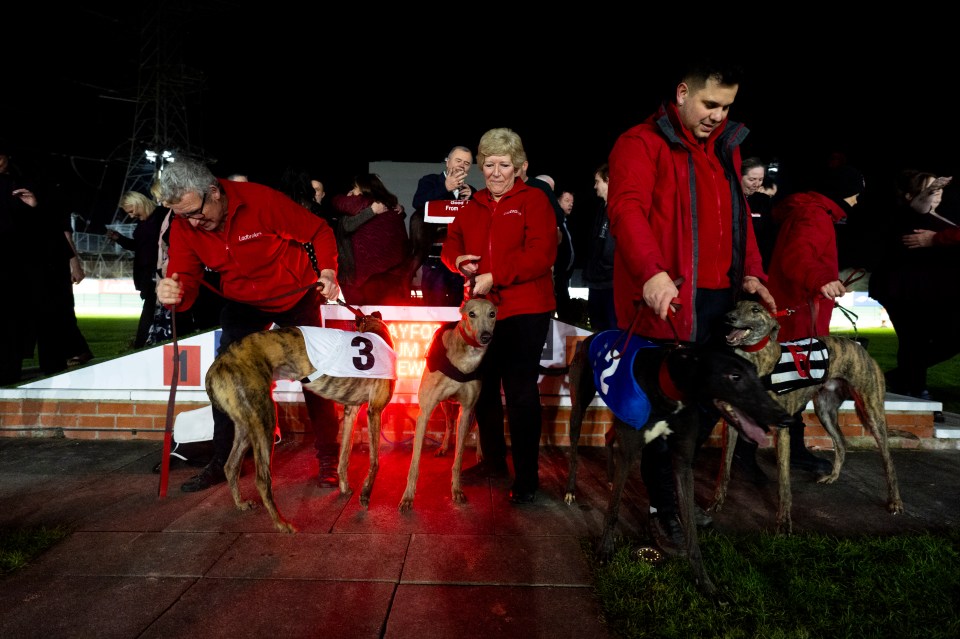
[237,232,263,242]
[502,209,522,216]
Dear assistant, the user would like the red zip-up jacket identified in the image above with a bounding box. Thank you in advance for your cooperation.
[608,102,765,341]
[441,179,557,320]
[166,179,338,313]
[767,191,846,340]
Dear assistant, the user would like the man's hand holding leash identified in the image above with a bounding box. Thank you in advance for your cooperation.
[642,272,681,321]
[317,268,341,302]
[157,273,184,306]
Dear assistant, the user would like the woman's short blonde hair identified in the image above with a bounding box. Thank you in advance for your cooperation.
[476,128,526,171]
[118,190,157,217]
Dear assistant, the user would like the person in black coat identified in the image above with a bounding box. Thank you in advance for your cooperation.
[410,145,477,306]
[109,191,166,348]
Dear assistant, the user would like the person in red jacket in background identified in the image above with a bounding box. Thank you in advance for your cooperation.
[764,164,867,476]
[155,157,343,493]
[442,127,558,505]
[607,57,774,555]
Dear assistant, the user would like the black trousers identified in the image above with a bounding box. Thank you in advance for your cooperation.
[475,311,552,494]
[587,287,618,332]
[883,298,960,395]
[210,288,339,465]
[134,290,157,349]
[640,287,732,515]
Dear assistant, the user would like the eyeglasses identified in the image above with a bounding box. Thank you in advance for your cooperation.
[174,191,206,219]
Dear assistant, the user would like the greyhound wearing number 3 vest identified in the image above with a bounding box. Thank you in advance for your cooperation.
[205,312,396,532]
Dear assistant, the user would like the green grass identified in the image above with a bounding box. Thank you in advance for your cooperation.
[0,526,71,574]
[19,316,140,374]
[591,529,960,638]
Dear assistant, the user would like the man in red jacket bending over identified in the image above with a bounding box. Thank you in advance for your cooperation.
[155,157,343,493]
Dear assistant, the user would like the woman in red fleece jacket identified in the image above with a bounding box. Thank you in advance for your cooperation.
[764,164,865,476]
[441,127,557,504]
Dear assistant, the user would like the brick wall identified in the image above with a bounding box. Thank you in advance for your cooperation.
[0,397,937,450]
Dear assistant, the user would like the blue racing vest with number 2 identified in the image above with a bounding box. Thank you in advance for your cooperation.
[588,330,658,430]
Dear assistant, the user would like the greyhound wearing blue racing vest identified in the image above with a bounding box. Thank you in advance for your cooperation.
[564,329,792,596]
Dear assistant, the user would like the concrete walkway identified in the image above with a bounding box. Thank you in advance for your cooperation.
[1,436,958,638]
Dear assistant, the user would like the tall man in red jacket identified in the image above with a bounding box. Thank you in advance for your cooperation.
[607,58,774,555]
[155,158,343,493]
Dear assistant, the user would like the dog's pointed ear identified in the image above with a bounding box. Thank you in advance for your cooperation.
[372,311,383,320]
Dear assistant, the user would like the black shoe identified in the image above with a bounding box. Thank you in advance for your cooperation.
[317,455,339,488]
[67,351,94,366]
[181,461,226,492]
[508,490,536,504]
[790,447,832,476]
[460,459,508,482]
[648,513,686,557]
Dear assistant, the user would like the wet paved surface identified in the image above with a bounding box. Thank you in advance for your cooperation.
[0,436,958,638]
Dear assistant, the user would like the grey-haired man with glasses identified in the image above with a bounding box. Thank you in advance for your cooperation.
[155,157,343,492]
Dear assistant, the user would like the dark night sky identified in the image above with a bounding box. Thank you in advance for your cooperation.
[5,6,957,229]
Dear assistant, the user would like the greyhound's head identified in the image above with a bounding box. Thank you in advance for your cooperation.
[459,298,497,347]
[670,345,793,445]
[725,300,781,348]
[355,311,393,348]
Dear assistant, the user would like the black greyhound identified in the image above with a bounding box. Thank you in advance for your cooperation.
[564,334,793,596]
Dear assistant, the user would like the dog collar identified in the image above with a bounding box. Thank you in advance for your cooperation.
[740,335,770,352]
[658,359,685,402]
[457,322,485,348]
[426,323,482,382]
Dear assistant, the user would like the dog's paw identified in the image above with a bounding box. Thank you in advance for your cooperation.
[563,493,576,506]
[398,497,414,512]
[452,489,466,503]
[236,500,256,512]
[275,520,297,534]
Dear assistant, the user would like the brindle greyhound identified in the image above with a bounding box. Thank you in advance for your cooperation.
[714,299,904,534]
[565,331,793,596]
[399,298,497,511]
[205,312,395,532]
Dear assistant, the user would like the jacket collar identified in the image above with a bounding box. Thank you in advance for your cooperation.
[653,101,734,154]
[475,178,529,207]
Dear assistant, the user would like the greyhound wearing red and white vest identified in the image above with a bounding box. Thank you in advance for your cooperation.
[716,299,903,534]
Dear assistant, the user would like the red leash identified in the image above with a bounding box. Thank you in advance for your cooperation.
[158,309,179,498]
